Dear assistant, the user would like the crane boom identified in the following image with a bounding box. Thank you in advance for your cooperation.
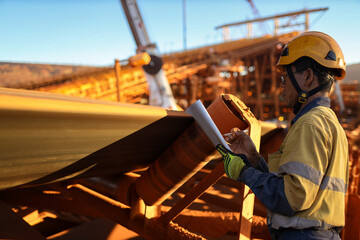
[120,0,178,109]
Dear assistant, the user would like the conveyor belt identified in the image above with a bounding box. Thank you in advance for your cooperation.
[0,88,193,190]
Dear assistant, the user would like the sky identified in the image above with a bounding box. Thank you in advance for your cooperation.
[1,0,360,67]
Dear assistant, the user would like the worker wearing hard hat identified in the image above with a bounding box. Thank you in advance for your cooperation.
[216,31,349,239]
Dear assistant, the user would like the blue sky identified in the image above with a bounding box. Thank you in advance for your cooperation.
[1,0,359,66]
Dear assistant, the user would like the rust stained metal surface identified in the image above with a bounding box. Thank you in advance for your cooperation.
[207,94,262,240]
[135,94,251,206]
[214,95,262,240]
[161,207,270,240]
[135,94,261,240]
[0,87,193,190]
[134,119,215,206]
[1,184,205,240]
[159,163,226,225]
[158,94,261,226]
[77,173,140,206]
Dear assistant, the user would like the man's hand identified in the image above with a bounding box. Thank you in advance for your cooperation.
[225,128,269,173]
[224,128,258,159]
[216,144,249,180]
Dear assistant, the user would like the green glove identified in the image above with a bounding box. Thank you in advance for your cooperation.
[216,144,249,180]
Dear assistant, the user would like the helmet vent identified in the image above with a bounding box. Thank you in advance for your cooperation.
[325,50,336,61]
[281,47,289,56]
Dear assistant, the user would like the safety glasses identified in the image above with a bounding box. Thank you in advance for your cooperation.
[280,74,288,84]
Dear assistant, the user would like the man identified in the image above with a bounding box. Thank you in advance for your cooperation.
[216,31,349,239]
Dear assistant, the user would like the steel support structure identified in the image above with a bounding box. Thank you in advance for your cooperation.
[215,8,328,39]
[0,88,264,239]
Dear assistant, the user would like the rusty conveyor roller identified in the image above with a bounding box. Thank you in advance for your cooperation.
[135,94,255,206]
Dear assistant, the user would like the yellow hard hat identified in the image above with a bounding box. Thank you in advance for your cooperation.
[276,31,346,80]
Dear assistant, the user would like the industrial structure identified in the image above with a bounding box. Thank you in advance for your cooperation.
[0,3,359,240]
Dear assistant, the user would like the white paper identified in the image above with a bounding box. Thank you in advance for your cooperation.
[186,100,230,150]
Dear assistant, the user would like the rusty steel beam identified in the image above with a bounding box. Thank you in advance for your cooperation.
[159,163,226,224]
[194,168,244,189]
[77,173,140,206]
[0,87,193,190]
[0,184,205,240]
[175,179,244,212]
[79,167,244,213]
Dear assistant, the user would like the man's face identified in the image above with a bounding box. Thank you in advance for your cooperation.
[280,65,305,106]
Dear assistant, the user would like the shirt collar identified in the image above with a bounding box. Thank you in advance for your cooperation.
[291,97,330,125]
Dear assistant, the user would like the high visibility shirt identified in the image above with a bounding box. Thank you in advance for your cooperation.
[241,97,349,230]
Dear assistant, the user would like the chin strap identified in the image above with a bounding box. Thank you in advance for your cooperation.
[285,65,330,114]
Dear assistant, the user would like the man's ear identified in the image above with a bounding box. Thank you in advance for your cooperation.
[304,68,314,87]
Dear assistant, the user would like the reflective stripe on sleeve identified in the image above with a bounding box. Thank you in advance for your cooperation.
[279,161,323,185]
[279,161,347,194]
[320,176,347,193]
